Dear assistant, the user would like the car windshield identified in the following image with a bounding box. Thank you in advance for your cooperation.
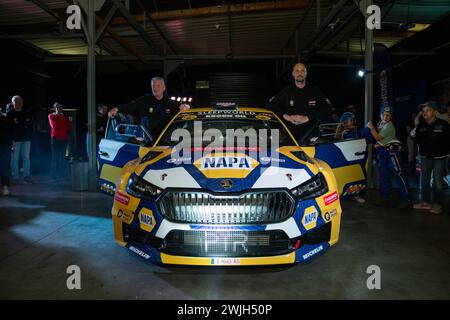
[156,117,295,148]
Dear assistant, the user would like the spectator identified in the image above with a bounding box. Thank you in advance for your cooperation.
[366,106,411,209]
[335,112,358,140]
[0,106,13,195]
[6,95,34,184]
[412,101,450,214]
[86,103,109,158]
[335,112,365,204]
[48,102,71,180]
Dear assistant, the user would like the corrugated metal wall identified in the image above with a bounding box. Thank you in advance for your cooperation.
[209,73,267,107]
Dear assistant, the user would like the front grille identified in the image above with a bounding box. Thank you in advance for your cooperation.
[158,190,296,224]
[163,230,291,257]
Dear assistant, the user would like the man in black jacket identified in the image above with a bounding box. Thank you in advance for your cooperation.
[6,96,34,184]
[266,63,333,142]
[108,77,190,139]
[412,101,450,214]
[0,107,13,195]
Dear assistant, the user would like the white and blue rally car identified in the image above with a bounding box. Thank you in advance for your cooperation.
[97,106,368,266]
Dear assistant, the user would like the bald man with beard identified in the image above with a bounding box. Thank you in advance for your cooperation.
[267,63,333,142]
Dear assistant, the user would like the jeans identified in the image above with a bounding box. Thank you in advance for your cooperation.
[378,143,410,199]
[0,147,12,186]
[421,158,447,205]
[51,139,68,178]
[11,141,31,180]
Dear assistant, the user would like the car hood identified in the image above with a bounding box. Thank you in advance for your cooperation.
[136,147,316,193]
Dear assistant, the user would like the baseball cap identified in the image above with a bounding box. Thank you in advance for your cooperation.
[380,105,392,114]
[418,101,438,111]
[340,112,355,123]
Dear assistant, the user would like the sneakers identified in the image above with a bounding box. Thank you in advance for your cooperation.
[2,186,9,196]
[413,202,431,210]
[430,204,443,215]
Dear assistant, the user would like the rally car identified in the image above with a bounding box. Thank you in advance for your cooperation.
[98,106,368,266]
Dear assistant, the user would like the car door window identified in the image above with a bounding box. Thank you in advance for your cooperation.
[105,114,152,146]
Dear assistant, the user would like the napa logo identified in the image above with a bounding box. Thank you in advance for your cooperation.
[138,208,156,232]
[302,206,318,231]
[194,153,259,178]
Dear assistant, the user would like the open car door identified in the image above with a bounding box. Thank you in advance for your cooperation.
[97,114,153,195]
[299,123,368,198]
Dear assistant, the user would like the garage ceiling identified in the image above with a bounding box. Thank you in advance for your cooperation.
[0,0,449,68]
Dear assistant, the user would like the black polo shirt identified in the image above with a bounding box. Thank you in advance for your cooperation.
[117,94,180,137]
[266,83,333,141]
[416,118,450,159]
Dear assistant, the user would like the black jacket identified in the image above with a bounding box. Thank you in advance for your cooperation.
[0,114,13,148]
[416,118,450,159]
[6,108,35,142]
[118,94,180,138]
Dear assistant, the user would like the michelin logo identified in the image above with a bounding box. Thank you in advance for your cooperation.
[129,246,151,259]
[302,245,323,260]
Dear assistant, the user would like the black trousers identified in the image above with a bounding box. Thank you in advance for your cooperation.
[0,146,11,186]
[50,139,68,178]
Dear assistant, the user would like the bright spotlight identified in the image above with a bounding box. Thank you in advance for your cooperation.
[358,70,365,77]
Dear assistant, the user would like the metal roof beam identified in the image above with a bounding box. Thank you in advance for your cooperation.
[95,4,118,43]
[111,0,160,55]
[110,0,310,24]
[135,0,177,54]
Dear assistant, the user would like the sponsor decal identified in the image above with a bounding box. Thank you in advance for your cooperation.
[302,206,318,231]
[129,246,151,259]
[181,114,197,120]
[324,191,338,206]
[220,179,233,189]
[302,245,324,260]
[260,157,285,163]
[343,184,365,196]
[114,191,130,205]
[139,208,156,232]
[289,100,294,107]
[194,153,259,178]
[149,107,154,113]
[203,156,250,169]
[255,114,272,121]
[330,208,338,218]
[211,258,241,265]
[308,100,316,106]
[167,157,191,163]
[116,209,133,223]
[324,212,331,221]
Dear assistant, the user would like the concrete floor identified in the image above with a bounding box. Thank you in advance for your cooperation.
[0,176,449,300]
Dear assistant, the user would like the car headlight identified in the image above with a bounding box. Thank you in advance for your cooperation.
[126,173,162,199]
[290,173,328,199]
